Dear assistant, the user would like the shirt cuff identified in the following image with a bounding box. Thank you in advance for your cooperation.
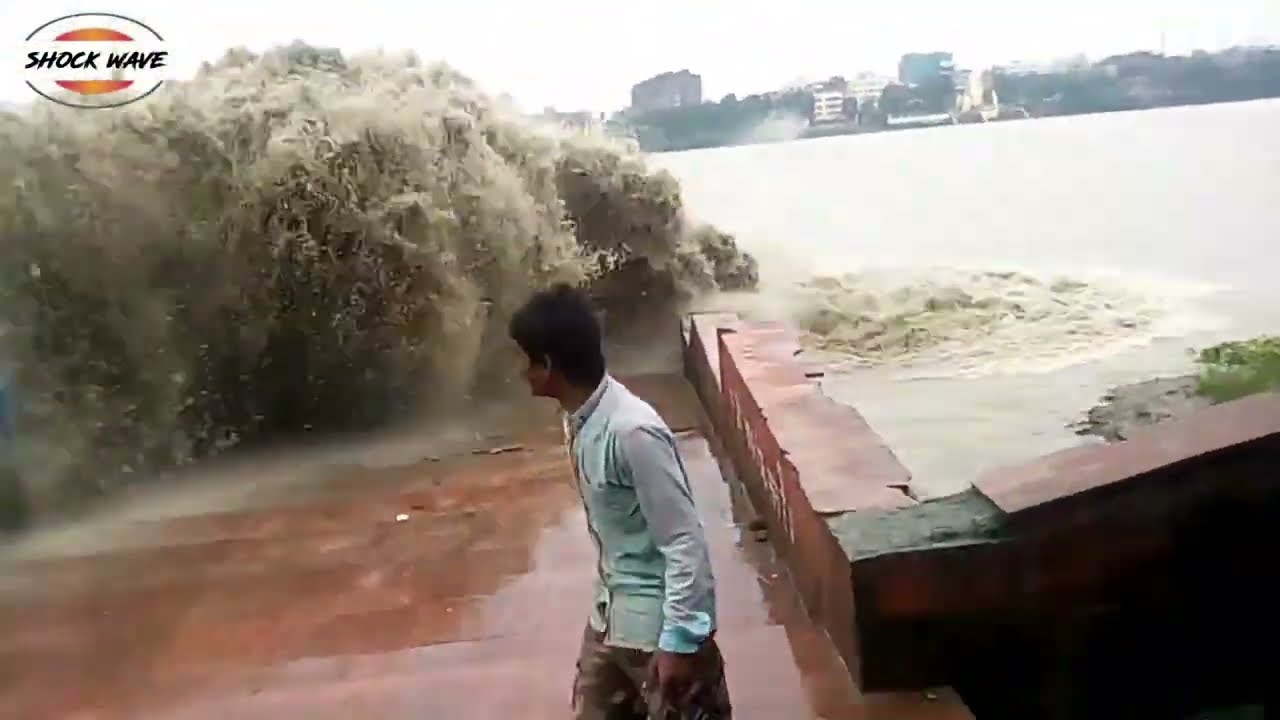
[657,612,714,654]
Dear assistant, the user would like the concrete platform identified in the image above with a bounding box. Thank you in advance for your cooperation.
[0,376,965,719]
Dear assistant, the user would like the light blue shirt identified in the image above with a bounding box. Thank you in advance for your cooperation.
[567,375,717,654]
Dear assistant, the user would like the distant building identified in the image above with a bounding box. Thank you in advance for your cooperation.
[848,72,894,105]
[630,70,702,112]
[899,52,954,86]
[811,90,846,124]
[805,76,848,94]
[995,55,1090,76]
[533,108,603,135]
[962,69,997,110]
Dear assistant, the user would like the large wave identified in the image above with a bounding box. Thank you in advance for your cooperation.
[0,43,756,507]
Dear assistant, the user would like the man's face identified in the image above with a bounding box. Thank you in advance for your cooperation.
[523,353,554,398]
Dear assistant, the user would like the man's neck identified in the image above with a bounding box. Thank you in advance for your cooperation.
[558,384,595,416]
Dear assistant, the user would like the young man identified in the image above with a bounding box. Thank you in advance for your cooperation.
[509,284,731,720]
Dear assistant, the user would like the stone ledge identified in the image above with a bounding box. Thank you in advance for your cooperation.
[718,323,917,521]
[681,313,1280,715]
[975,391,1280,531]
[681,313,972,715]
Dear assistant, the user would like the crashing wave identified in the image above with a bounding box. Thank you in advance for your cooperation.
[716,268,1168,374]
[0,42,756,502]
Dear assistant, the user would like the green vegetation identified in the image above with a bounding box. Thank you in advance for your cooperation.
[1194,336,1280,403]
[998,49,1280,117]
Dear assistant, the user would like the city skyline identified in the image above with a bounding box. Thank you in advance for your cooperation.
[2,0,1278,112]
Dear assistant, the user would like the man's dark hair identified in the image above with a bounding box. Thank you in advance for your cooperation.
[508,283,606,388]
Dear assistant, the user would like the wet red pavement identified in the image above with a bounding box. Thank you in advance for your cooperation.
[0,376,961,719]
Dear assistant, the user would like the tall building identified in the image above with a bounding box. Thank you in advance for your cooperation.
[962,69,997,110]
[630,70,702,112]
[811,90,846,124]
[848,72,895,105]
[899,52,954,86]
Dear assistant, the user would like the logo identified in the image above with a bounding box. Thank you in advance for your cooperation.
[21,13,169,109]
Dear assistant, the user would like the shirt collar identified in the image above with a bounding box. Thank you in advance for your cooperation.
[569,374,611,431]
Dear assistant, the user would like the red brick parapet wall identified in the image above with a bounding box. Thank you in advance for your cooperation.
[682,314,973,716]
[682,312,1280,717]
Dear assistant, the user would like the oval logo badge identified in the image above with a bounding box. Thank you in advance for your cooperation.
[21,12,169,109]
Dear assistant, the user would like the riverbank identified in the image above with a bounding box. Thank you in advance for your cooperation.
[643,96,1279,154]
[1073,337,1280,442]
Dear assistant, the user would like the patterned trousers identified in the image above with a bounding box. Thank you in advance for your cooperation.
[571,625,732,720]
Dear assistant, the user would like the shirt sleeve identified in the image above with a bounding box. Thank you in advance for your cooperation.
[618,424,716,654]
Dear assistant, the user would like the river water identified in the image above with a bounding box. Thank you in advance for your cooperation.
[657,99,1280,498]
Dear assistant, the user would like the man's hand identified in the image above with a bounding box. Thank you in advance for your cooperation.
[649,649,701,708]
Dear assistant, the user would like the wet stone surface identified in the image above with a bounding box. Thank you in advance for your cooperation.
[0,376,965,719]
[827,488,1009,561]
[1071,375,1212,443]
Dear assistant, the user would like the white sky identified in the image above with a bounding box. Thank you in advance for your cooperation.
[3,0,1278,112]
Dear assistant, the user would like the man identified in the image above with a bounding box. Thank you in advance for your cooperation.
[508,284,731,720]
